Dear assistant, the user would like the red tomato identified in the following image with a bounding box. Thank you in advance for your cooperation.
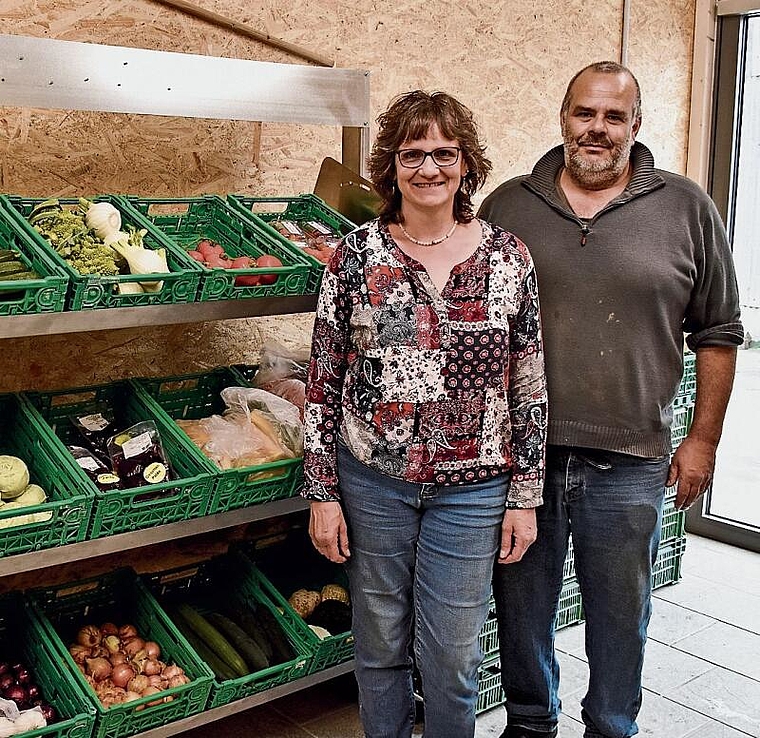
[230,256,254,269]
[235,274,261,287]
[186,250,205,262]
[255,254,283,285]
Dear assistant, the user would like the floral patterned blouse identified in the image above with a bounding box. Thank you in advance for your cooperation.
[302,218,547,508]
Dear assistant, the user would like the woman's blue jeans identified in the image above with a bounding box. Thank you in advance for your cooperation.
[337,445,508,738]
[493,446,668,738]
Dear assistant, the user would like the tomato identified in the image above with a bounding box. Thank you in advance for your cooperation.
[235,274,261,287]
[255,254,283,285]
[186,250,205,262]
[230,256,254,269]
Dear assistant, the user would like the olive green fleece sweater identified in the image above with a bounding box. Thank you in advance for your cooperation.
[479,142,744,456]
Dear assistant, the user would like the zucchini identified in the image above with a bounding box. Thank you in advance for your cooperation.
[256,604,296,663]
[176,603,249,677]
[0,261,26,276]
[207,612,269,672]
[169,608,237,681]
[223,601,274,662]
[0,270,37,283]
[0,251,19,264]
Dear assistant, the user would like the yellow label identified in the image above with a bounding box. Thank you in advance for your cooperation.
[143,462,168,484]
[96,473,120,485]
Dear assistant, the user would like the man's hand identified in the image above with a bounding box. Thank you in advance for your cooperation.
[667,436,716,510]
[309,500,351,563]
[497,507,537,564]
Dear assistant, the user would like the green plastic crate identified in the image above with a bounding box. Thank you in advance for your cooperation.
[652,536,687,590]
[671,405,694,449]
[0,591,96,738]
[476,656,504,715]
[132,368,303,513]
[119,195,311,301]
[22,381,215,539]
[660,502,686,543]
[556,578,584,630]
[479,611,499,662]
[27,569,213,738]
[237,527,354,674]
[142,553,312,709]
[1,195,202,311]
[674,352,697,409]
[0,394,92,558]
[227,194,356,292]
[0,201,69,315]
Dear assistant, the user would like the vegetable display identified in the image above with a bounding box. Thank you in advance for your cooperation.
[26,199,169,290]
[68,622,190,709]
[287,584,351,637]
[186,239,283,287]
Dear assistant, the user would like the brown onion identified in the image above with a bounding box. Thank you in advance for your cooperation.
[111,663,135,689]
[118,624,138,640]
[109,652,128,666]
[143,641,161,660]
[85,657,112,682]
[76,625,101,648]
[161,665,182,680]
[123,690,142,704]
[69,644,91,665]
[90,645,110,659]
[103,635,121,654]
[100,622,119,636]
[123,638,146,658]
[142,659,161,676]
[147,674,163,688]
[141,685,163,707]
[127,674,149,694]
[167,674,189,688]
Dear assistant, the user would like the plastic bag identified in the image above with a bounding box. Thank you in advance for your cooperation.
[220,386,303,457]
[107,420,173,489]
[251,339,308,417]
[177,409,293,469]
[0,699,46,735]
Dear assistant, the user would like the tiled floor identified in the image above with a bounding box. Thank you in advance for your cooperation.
[185,534,759,737]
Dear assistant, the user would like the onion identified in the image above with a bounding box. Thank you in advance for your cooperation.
[147,675,163,688]
[111,663,135,689]
[69,644,91,665]
[167,674,189,688]
[100,622,119,636]
[39,704,57,723]
[90,645,109,659]
[127,674,149,694]
[0,674,14,691]
[26,683,41,701]
[4,683,27,703]
[141,685,163,707]
[122,638,145,658]
[161,664,182,680]
[118,624,138,641]
[0,663,9,675]
[109,652,128,666]
[143,641,161,660]
[103,635,121,654]
[142,659,161,676]
[15,667,31,685]
[77,625,102,648]
[85,657,112,682]
[123,690,142,704]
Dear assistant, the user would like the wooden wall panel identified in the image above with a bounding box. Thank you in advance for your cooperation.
[0,0,695,390]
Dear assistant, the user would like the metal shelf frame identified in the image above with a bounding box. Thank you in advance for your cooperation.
[0,32,367,733]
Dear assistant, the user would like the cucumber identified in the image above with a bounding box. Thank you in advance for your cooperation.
[168,608,237,681]
[256,604,296,663]
[0,270,37,283]
[0,250,19,264]
[223,601,274,662]
[207,612,269,672]
[0,261,26,275]
[176,603,249,677]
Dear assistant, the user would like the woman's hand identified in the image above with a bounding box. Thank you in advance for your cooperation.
[309,500,351,563]
[497,508,537,564]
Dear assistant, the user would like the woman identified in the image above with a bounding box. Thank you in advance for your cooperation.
[303,90,547,738]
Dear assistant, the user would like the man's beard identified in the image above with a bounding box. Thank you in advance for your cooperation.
[562,124,635,190]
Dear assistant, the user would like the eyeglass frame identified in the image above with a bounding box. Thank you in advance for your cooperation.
[395,146,462,169]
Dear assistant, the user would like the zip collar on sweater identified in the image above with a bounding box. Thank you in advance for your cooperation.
[522,141,666,245]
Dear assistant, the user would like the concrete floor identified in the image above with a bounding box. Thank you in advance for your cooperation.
[182,533,760,737]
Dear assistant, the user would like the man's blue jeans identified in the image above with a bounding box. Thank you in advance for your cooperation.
[493,446,668,738]
[338,445,508,738]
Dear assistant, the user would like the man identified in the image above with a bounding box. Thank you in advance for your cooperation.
[478,61,743,738]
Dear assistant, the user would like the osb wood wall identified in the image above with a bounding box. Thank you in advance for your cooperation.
[0,0,695,392]
[0,0,695,582]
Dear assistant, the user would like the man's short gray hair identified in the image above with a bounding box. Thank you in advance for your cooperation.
[560,61,642,123]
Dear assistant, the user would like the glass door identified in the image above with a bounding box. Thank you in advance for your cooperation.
[686,10,760,552]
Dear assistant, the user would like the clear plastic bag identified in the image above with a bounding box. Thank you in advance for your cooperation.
[251,339,308,417]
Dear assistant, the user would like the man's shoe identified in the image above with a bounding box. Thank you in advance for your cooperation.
[499,727,558,738]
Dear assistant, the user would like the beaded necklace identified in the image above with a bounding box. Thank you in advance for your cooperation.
[398,220,458,247]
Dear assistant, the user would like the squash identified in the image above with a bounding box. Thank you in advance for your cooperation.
[0,456,30,500]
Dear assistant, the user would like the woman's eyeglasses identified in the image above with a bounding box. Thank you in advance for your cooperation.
[395,147,461,168]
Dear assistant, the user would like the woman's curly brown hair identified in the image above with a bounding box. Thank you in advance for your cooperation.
[368,90,492,225]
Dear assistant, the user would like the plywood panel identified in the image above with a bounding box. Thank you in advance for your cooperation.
[0,0,695,402]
